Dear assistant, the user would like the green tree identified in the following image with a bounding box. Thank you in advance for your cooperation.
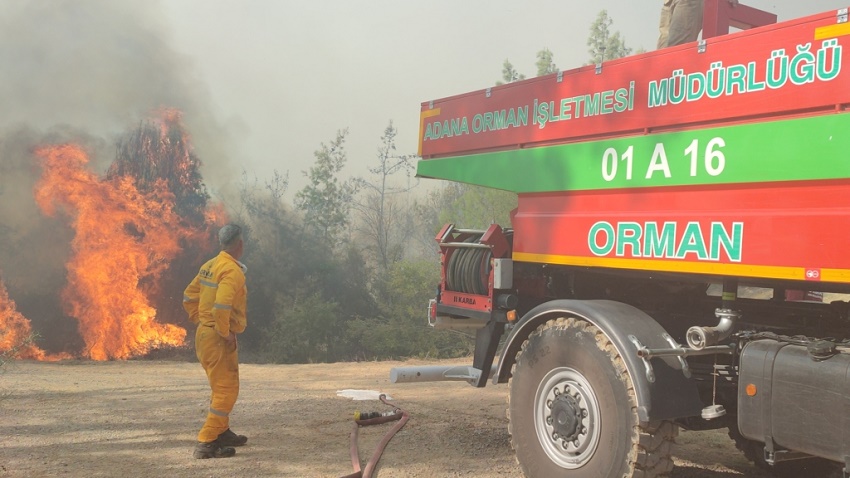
[587,9,632,64]
[422,182,517,231]
[536,48,558,76]
[237,169,375,363]
[294,129,356,246]
[345,260,470,360]
[232,170,294,352]
[261,293,341,363]
[352,121,416,274]
[409,181,517,261]
[495,59,526,86]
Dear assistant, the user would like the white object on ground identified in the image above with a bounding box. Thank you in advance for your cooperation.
[336,389,392,401]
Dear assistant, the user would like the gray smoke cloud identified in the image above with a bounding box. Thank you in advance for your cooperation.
[0,0,233,352]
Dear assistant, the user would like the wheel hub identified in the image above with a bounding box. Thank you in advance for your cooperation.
[550,393,581,440]
[535,367,601,469]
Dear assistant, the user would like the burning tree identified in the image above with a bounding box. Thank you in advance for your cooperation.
[35,144,190,360]
[31,110,224,360]
[109,109,210,225]
[0,275,46,361]
[108,110,227,335]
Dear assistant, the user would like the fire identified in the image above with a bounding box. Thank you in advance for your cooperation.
[34,143,192,360]
[0,109,223,361]
[0,275,47,361]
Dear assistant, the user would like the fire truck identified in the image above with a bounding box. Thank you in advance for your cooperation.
[392,2,850,477]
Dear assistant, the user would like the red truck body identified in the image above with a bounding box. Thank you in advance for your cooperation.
[419,7,850,286]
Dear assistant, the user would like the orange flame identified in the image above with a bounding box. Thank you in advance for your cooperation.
[0,275,47,361]
[34,144,190,360]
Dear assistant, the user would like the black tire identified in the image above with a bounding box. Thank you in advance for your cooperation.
[507,317,677,478]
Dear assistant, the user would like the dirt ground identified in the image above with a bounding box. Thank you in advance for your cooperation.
[1,358,775,478]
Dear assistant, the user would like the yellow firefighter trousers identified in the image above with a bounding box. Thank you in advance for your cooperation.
[658,0,704,49]
[195,324,239,443]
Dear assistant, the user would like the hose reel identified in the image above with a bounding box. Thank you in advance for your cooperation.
[445,234,492,295]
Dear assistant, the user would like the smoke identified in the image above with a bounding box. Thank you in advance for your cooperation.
[0,0,233,353]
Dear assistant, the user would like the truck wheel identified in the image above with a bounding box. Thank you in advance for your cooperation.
[507,317,677,477]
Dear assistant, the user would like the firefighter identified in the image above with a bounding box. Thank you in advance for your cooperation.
[658,0,738,49]
[183,223,249,459]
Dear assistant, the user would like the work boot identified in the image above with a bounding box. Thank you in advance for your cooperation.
[193,441,236,459]
[216,428,248,447]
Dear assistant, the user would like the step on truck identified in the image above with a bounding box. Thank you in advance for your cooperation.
[391,2,850,477]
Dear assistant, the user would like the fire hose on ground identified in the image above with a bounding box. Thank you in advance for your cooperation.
[339,394,409,478]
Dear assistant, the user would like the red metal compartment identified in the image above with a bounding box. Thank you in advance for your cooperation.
[511,180,850,283]
[420,8,849,158]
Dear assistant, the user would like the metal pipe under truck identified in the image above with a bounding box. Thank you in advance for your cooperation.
[392,2,850,477]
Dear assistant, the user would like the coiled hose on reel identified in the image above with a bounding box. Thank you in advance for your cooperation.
[445,235,492,295]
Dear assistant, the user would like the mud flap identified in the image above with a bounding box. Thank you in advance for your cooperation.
[472,313,507,387]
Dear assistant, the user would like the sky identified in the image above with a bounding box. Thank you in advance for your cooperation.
[2,0,849,199]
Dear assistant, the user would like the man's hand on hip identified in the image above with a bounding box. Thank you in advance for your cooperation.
[224,332,237,348]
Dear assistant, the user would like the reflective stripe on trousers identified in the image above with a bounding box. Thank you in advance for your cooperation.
[195,324,240,443]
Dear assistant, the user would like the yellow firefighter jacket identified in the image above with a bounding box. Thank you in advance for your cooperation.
[183,251,247,337]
